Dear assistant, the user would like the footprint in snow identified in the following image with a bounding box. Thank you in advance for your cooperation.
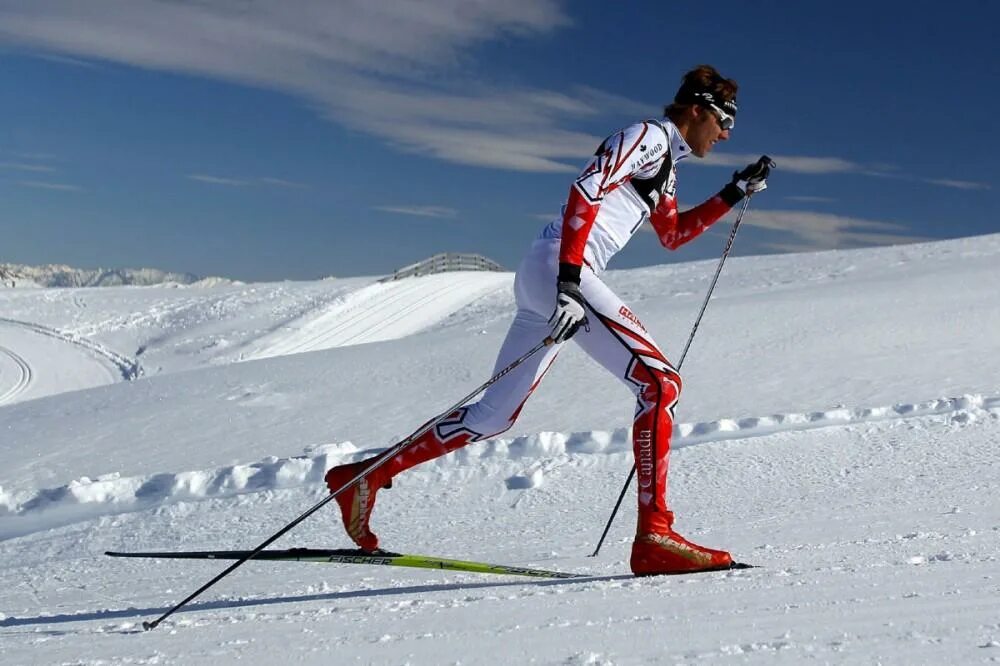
[506,468,544,490]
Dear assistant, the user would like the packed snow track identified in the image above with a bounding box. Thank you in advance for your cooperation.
[0,344,32,405]
[248,272,510,359]
[0,320,127,405]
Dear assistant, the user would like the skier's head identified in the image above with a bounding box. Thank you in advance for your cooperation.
[665,65,738,158]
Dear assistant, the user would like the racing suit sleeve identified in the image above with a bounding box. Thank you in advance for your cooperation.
[557,121,666,284]
[648,183,744,250]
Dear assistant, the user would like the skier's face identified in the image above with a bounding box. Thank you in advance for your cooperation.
[688,106,731,158]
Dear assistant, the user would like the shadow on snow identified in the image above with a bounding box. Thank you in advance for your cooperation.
[0,574,633,632]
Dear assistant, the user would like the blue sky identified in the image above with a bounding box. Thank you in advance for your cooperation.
[0,1,996,281]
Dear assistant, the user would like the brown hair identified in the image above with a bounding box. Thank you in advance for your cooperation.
[664,65,738,121]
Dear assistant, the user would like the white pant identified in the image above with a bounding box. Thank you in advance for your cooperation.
[450,239,681,520]
[460,239,678,435]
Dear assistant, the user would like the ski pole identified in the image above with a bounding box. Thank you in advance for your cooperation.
[142,336,555,631]
[589,192,756,558]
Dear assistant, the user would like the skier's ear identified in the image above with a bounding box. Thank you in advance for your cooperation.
[689,105,708,124]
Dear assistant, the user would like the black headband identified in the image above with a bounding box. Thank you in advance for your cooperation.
[674,87,738,116]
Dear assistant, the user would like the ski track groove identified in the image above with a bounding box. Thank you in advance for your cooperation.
[227,283,374,359]
[0,344,33,406]
[334,278,474,347]
[0,317,141,381]
[254,280,428,356]
[285,279,431,352]
[253,275,500,356]
[2,392,996,540]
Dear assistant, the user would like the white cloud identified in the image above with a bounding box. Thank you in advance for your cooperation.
[785,195,836,203]
[16,180,82,191]
[5,151,60,162]
[258,177,308,189]
[187,174,308,188]
[923,178,992,191]
[374,205,458,219]
[531,213,558,222]
[640,207,922,250]
[738,208,931,250]
[0,161,56,173]
[3,2,970,187]
[700,153,864,175]
[187,174,248,187]
[32,51,101,68]
[0,1,606,172]
[701,153,990,191]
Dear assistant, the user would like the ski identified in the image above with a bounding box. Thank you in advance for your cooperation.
[105,547,587,579]
[107,547,755,578]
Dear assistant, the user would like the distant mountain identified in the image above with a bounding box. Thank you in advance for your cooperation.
[0,263,236,288]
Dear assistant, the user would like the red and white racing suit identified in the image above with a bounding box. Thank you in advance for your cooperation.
[386,118,744,535]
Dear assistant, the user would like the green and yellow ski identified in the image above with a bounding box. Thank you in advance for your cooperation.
[105,547,586,579]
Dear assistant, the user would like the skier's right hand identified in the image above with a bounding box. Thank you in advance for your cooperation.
[549,281,587,343]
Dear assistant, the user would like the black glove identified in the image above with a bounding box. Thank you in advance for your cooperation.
[732,155,775,194]
[549,281,587,343]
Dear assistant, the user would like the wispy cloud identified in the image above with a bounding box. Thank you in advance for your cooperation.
[0,161,56,173]
[739,208,931,250]
[317,78,608,172]
[12,151,60,161]
[7,3,974,188]
[701,153,865,175]
[32,51,100,68]
[865,170,993,191]
[17,180,82,192]
[0,1,606,173]
[259,177,308,189]
[703,152,991,191]
[704,153,993,191]
[187,174,309,188]
[187,174,248,187]
[922,178,992,191]
[785,195,836,203]
[374,205,458,219]
[641,207,921,250]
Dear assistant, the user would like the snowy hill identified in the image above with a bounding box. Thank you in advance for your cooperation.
[1,235,999,663]
[0,262,234,288]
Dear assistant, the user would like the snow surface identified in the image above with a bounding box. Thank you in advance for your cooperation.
[1,235,999,664]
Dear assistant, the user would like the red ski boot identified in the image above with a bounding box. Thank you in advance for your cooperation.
[324,418,476,552]
[324,459,392,552]
[630,511,732,576]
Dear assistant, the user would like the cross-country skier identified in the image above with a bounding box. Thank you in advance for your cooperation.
[325,64,771,575]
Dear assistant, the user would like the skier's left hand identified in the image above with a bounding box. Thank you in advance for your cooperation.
[549,281,587,343]
[732,155,775,194]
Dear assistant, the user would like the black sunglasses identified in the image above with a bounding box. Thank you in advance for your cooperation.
[707,103,734,131]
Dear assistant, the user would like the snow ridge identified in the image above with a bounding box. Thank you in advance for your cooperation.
[2,393,996,540]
